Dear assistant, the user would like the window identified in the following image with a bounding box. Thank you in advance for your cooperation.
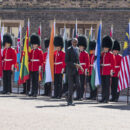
[53,20,99,40]
[85,28,96,40]
[59,28,71,39]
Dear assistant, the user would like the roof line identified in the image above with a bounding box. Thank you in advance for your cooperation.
[0,7,130,11]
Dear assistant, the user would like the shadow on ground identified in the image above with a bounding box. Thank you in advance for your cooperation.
[92,104,130,110]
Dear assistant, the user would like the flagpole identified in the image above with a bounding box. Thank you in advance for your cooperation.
[0,19,2,91]
[127,19,130,105]
[38,23,41,96]
[17,24,21,94]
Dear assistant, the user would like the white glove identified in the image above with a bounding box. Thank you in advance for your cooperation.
[118,72,120,77]
[39,66,42,72]
[85,69,88,76]
[61,68,64,74]
[110,70,114,76]
[11,64,14,71]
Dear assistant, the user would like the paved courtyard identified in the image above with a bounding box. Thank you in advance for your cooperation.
[0,93,130,130]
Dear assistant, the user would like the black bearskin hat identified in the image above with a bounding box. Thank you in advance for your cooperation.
[102,35,113,49]
[89,40,96,50]
[54,36,63,48]
[112,40,121,51]
[3,33,13,46]
[44,38,50,49]
[78,35,87,49]
[66,39,72,49]
[30,33,40,45]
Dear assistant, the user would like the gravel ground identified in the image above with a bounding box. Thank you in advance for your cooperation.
[0,93,130,130]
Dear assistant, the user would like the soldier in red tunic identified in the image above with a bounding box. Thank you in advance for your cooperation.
[53,36,65,99]
[110,40,122,102]
[78,36,89,99]
[42,38,51,96]
[88,40,97,100]
[29,34,43,97]
[2,33,17,94]
[100,36,115,103]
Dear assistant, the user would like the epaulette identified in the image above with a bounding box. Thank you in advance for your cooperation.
[68,47,71,49]
[62,50,65,53]
[118,54,122,57]
[84,50,88,54]
[109,51,113,54]
[11,47,15,50]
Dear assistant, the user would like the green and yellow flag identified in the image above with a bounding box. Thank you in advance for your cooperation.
[18,31,29,84]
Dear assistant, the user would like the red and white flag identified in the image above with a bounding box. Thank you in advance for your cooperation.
[118,22,130,91]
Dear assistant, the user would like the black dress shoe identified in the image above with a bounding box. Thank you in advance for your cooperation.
[109,98,115,102]
[57,96,61,99]
[104,100,109,103]
[67,102,75,106]
[87,97,92,100]
[41,94,48,96]
[114,99,118,102]
[52,96,57,99]
[91,97,96,100]
[7,92,11,95]
[99,99,105,103]
[74,98,80,101]
[29,93,34,97]
[2,91,7,94]
[33,94,37,97]
[20,92,26,94]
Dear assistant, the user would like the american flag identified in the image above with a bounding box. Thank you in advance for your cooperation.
[118,22,130,91]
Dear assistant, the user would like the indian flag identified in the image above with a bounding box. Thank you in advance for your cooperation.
[44,23,54,83]
[18,30,29,84]
[91,22,102,90]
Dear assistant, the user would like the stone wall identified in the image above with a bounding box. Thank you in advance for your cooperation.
[0,0,130,9]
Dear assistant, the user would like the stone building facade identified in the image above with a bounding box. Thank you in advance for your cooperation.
[0,0,129,48]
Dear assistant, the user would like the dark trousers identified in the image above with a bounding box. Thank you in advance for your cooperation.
[88,76,97,98]
[23,79,30,93]
[101,75,110,101]
[30,71,39,95]
[44,82,51,96]
[43,72,51,96]
[3,70,12,93]
[54,74,63,97]
[80,75,85,98]
[111,77,120,100]
[68,74,81,103]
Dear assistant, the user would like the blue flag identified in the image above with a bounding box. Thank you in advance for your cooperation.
[91,22,102,89]
[14,25,21,83]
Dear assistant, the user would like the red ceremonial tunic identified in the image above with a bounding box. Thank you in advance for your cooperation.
[2,47,17,70]
[54,50,65,74]
[78,50,90,75]
[101,51,116,75]
[29,48,43,72]
[113,54,122,77]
